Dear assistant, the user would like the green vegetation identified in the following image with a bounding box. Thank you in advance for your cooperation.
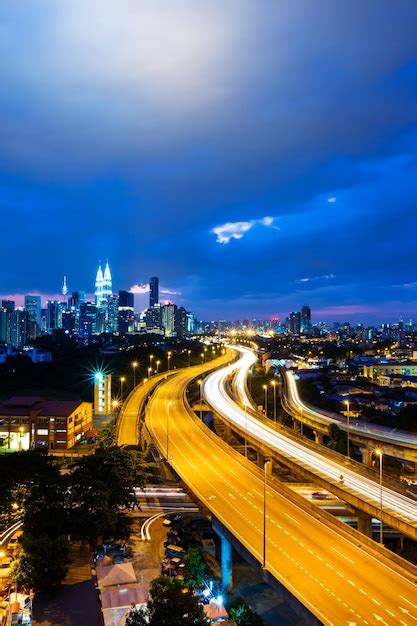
[11,535,70,594]
[126,576,209,626]
[326,424,347,455]
[182,547,211,590]
[228,596,265,626]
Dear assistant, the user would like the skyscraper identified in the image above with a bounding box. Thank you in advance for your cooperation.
[162,303,177,337]
[95,264,104,307]
[118,290,134,334]
[301,305,311,334]
[149,277,159,308]
[62,276,68,296]
[105,295,119,333]
[287,311,301,334]
[11,309,30,348]
[24,295,42,327]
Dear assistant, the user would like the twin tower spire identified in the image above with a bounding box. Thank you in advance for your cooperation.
[95,261,112,307]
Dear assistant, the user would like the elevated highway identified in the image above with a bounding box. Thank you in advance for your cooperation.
[203,347,417,541]
[145,358,417,625]
[280,366,417,463]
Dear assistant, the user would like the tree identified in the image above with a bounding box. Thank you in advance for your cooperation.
[146,576,209,626]
[12,534,70,593]
[125,606,148,626]
[326,424,347,455]
[228,597,265,626]
[98,419,117,448]
[183,547,209,590]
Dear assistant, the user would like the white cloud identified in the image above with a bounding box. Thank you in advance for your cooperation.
[212,215,278,244]
[296,273,335,284]
[161,288,181,296]
[129,283,149,294]
[327,196,337,203]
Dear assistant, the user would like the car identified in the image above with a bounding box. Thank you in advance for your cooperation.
[165,544,185,558]
[311,491,333,500]
[162,514,182,527]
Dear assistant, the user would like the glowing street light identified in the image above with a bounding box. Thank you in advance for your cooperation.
[188,349,191,367]
[375,448,384,544]
[120,376,126,401]
[167,351,172,371]
[271,380,277,422]
[149,354,154,369]
[201,352,205,364]
[112,399,120,412]
[344,399,350,458]
[263,384,268,417]
[132,361,138,387]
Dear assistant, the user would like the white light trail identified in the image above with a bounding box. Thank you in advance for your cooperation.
[203,347,417,524]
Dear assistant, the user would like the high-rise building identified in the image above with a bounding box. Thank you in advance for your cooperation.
[79,302,97,339]
[95,264,104,307]
[11,309,30,348]
[149,277,159,308]
[118,290,135,334]
[175,307,188,338]
[103,262,112,299]
[0,309,8,343]
[163,303,177,337]
[301,305,311,334]
[287,311,301,334]
[46,301,60,332]
[94,372,112,415]
[1,300,14,344]
[145,303,163,334]
[105,295,119,333]
[62,309,78,336]
[62,276,68,296]
[68,291,86,310]
[24,295,42,327]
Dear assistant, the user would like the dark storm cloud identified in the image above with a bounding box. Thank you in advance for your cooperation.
[1,1,417,320]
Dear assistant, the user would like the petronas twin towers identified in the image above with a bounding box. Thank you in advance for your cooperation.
[95,261,112,308]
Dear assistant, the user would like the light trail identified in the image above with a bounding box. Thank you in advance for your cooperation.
[203,346,417,526]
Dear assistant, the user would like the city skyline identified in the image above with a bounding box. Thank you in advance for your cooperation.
[2,3,417,322]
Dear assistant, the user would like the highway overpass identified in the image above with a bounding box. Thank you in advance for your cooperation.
[203,346,417,541]
[144,359,417,625]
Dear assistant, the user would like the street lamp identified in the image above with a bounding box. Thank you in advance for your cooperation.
[167,351,172,371]
[149,354,154,370]
[344,399,350,459]
[263,458,271,569]
[263,385,268,417]
[132,361,138,388]
[112,399,119,412]
[167,401,172,461]
[375,448,384,544]
[271,380,277,422]
[143,377,148,385]
[201,352,205,364]
[156,360,161,374]
[198,379,203,420]
[148,366,152,378]
[188,349,191,367]
[120,376,126,401]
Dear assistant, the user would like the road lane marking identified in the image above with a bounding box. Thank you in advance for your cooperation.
[331,546,354,564]
[372,599,381,606]
[284,513,301,525]
[400,595,417,609]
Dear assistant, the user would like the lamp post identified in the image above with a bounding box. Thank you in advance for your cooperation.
[167,351,172,371]
[148,366,152,379]
[120,376,126,401]
[149,354,154,371]
[167,401,172,461]
[198,379,203,420]
[263,385,268,417]
[375,448,383,544]
[188,350,191,367]
[344,399,350,459]
[271,380,277,422]
[201,352,205,364]
[132,361,138,388]
[156,360,160,374]
[263,458,271,569]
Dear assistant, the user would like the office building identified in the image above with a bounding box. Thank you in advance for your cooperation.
[162,303,177,337]
[0,309,9,343]
[175,306,188,337]
[106,295,119,333]
[301,305,311,334]
[94,372,112,415]
[11,309,30,348]
[287,311,301,335]
[79,302,97,338]
[118,290,135,334]
[24,295,42,327]
[145,303,163,334]
[46,300,60,332]
[149,276,159,308]
[1,300,15,343]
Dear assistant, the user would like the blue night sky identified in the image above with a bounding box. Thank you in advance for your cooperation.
[2,1,417,323]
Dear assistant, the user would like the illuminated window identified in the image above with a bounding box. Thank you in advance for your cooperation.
[37,429,48,435]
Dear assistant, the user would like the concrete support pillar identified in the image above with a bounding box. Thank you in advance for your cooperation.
[314,430,324,445]
[214,532,233,591]
[356,510,373,538]
[360,447,373,467]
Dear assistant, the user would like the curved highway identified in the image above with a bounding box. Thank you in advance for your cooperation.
[146,356,417,625]
[203,347,417,533]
